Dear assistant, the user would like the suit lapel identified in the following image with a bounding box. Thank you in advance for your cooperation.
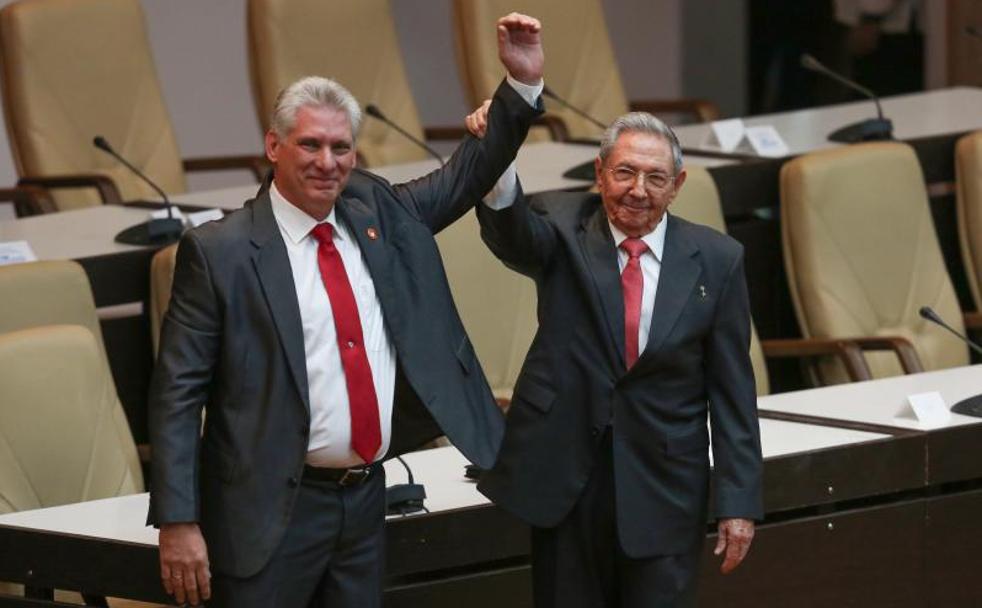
[640,214,701,361]
[249,193,310,412]
[335,197,401,337]
[577,203,626,369]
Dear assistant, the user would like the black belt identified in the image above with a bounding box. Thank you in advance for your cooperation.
[302,463,378,487]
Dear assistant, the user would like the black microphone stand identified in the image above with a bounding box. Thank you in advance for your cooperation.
[800,54,893,143]
[93,136,183,246]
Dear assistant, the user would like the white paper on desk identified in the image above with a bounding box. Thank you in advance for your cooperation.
[736,125,790,158]
[0,240,37,265]
[895,391,951,428]
[149,207,185,223]
[187,208,224,227]
[703,118,745,152]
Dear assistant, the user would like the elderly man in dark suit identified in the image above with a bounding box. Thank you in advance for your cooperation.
[148,13,544,608]
[467,110,763,607]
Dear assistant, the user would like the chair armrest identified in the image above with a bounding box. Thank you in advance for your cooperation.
[422,126,469,140]
[629,98,720,123]
[183,155,268,182]
[0,184,56,216]
[964,311,982,330]
[534,115,570,141]
[17,174,122,205]
[848,336,924,374]
[760,337,872,382]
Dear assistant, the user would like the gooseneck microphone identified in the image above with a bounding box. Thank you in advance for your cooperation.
[919,306,982,356]
[363,104,445,167]
[541,85,607,131]
[799,53,893,143]
[93,136,183,246]
[919,306,982,417]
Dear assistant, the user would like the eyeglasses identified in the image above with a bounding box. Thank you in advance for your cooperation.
[606,166,674,193]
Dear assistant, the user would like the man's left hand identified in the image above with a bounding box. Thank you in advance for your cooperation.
[497,12,544,85]
[714,517,755,574]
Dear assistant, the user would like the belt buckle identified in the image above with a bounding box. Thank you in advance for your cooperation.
[338,466,369,487]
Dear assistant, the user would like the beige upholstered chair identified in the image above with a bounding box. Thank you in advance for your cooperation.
[781,142,974,384]
[435,210,537,407]
[956,131,982,318]
[149,243,179,356]
[0,0,263,210]
[452,0,718,142]
[671,167,870,395]
[248,0,466,167]
[0,325,143,514]
[0,260,106,362]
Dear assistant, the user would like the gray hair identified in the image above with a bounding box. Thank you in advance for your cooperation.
[598,112,683,175]
[269,76,362,139]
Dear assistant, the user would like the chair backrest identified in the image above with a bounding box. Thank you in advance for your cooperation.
[781,142,967,383]
[0,260,107,364]
[956,131,982,310]
[670,166,770,396]
[150,243,179,356]
[0,325,143,514]
[0,0,187,209]
[453,0,629,141]
[435,210,537,403]
[247,0,428,167]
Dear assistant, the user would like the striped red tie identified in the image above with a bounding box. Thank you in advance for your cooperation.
[310,223,381,463]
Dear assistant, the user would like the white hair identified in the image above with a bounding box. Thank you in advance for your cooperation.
[269,76,362,138]
[598,112,683,174]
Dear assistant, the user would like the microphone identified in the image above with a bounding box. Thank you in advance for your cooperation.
[385,456,427,515]
[93,136,183,246]
[919,306,982,417]
[541,85,608,132]
[799,53,893,143]
[363,104,445,167]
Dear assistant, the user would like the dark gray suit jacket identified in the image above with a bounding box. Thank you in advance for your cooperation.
[147,81,539,578]
[477,191,763,558]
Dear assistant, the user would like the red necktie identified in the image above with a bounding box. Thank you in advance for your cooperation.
[620,237,648,369]
[310,223,381,463]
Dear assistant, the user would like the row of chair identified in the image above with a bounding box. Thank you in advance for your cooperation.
[0,0,717,214]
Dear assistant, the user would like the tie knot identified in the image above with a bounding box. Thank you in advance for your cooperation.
[310,222,335,245]
[620,237,648,259]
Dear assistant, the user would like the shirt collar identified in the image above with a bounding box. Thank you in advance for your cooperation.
[269,180,342,245]
[607,213,667,262]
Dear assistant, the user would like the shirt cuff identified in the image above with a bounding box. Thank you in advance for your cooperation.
[506,74,544,109]
[482,161,518,210]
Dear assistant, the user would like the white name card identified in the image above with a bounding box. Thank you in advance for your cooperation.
[0,240,38,265]
[187,208,224,228]
[739,125,790,158]
[703,118,745,152]
[896,391,951,428]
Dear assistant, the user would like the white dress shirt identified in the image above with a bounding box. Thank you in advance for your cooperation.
[608,218,666,354]
[270,182,396,467]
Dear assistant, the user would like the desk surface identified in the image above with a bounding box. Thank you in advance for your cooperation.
[0,205,148,260]
[0,419,888,546]
[758,364,982,430]
[676,87,982,157]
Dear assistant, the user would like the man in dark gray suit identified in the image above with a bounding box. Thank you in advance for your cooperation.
[148,13,544,607]
[468,111,763,607]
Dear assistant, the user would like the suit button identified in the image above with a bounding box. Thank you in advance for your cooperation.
[288,476,299,488]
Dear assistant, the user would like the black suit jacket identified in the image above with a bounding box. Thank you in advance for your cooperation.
[147,81,539,578]
[477,190,763,558]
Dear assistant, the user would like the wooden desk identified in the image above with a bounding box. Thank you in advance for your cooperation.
[2,408,966,608]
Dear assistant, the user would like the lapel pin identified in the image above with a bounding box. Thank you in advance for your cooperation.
[366,227,378,241]
[699,285,707,299]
